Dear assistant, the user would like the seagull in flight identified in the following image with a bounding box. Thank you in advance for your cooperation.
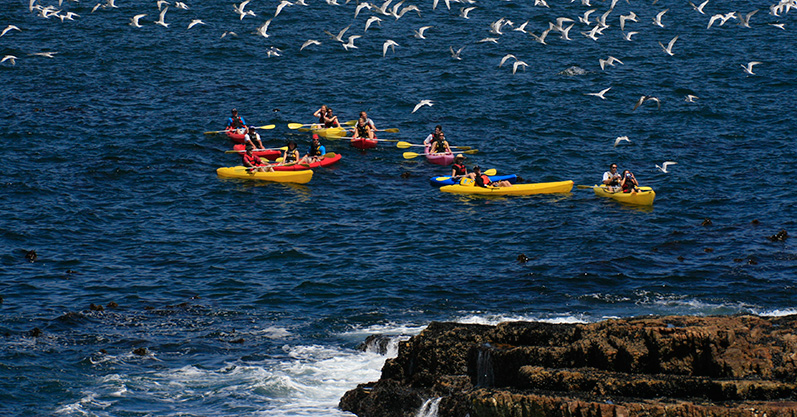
[324,25,350,42]
[256,19,272,38]
[341,35,361,50]
[741,61,761,75]
[129,13,146,27]
[413,25,432,39]
[174,1,189,9]
[652,9,668,27]
[659,35,678,56]
[382,39,398,57]
[689,0,709,14]
[1,25,21,37]
[633,95,661,111]
[29,51,58,58]
[459,6,475,19]
[512,60,528,74]
[449,46,464,60]
[586,87,611,100]
[274,0,292,17]
[499,54,516,67]
[685,94,699,102]
[613,136,631,147]
[364,16,382,32]
[187,19,205,29]
[154,7,169,27]
[656,161,677,173]
[623,31,638,41]
[1,55,17,65]
[412,100,433,113]
[599,56,623,70]
[300,39,321,51]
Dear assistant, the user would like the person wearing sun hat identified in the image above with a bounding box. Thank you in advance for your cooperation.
[451,154,475,181]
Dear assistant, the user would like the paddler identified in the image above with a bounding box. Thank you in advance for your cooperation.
[619,169,640,193]
[226,108,246,134]
[423,125,443,146]
[313,105,328,126]
[242,146,274,172]
[451,154,475,180]
[244,125,266,150]
[602,163,621,191]
[351,112,375,140]
[282,140,300,164]
[473,166,511,187]
[429,130,452,155]
[323,107,340,128]
[301,134,326,164]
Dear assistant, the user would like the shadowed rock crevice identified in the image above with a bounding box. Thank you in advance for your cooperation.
[340,315,797,417]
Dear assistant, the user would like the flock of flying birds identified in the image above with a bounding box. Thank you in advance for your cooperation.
[3,0,795,173]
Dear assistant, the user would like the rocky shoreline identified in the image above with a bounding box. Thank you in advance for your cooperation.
[340,315,797,417]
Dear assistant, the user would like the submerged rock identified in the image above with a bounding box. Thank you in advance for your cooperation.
[340,315,797,417]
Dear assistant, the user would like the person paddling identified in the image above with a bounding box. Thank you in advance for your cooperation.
[423,125,443,146]
[282,140,300,164]
[301,134,326,164]
[226,108,246,134]
[351,113,375,140]
[473,165,511,187]
[429,130,452,155]
[244,126,266,150]
[451,154,475,181]
[242,146,274,172]
[323,107,340,128]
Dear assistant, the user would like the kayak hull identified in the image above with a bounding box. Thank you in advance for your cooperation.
[272,153,342,171]
[216,167,313,184]
[311,125,347,138]
[430,174,518,187]
[225,129,247,144]
[425,145,455,166]
[593,185,656,205]
[350,137,378,150]
[232,144,281,161]
[440,180,574,196]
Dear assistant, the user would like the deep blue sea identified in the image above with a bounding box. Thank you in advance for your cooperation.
[1,0,795,415]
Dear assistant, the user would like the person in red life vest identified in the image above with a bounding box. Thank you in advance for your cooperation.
[244,126,266,150]
[451,154,475,181]
[620,169,639,193]
[242,146,273,172]
[473,165,511,187]
[226,109,247,134]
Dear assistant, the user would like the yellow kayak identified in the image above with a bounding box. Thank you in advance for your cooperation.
[216,166,313,184]
[593,185,655,205]
[440,180,573,196]
[311,125,348,138]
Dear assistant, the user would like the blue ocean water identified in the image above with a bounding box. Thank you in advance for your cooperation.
[1,0,795,415]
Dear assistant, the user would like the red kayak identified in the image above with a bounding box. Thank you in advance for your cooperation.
[225,129,247,144]
[350,137,378,150]
[232,144,281,161]
[272,153,342,171]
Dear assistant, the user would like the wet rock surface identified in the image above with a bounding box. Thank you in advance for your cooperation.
[340,315,797,417]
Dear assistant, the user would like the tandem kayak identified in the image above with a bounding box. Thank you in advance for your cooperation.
[440,180,573,196]
[216,166,313,184]
[350,137,378,150]
[225,129,247,144]
[232,144,281,161]
[425,145,455,166]
[272,152,342,171]
[593,185,656,205]
[430,174,518,187]
[311,125,348,139]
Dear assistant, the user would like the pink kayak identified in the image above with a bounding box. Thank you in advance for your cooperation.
[232,144,281,161]
[350,137,378,150]
[425,145,455,166]
[272,153,342,171]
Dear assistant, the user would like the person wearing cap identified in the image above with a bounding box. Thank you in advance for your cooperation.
[473,165,511,188]
[282,140,300,164]
[242,146,274,172]
[226,109,246,133]
[301,134,326,164]
[451,154,475,181]
[244,126,266,150]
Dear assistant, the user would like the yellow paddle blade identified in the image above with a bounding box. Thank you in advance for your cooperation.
[403,152,420,159]
[452,146,471,150]
[203,130,222,135]
[463,149,478,154]
[275,157,284,163]
[396,141,417,149]
[576,185,594,189]
[343,120,357,126]
[256,124,276,130]
[323,152,336,158]
[297,128,311,132]
[382,128,399,133]
[484,169,497,176]
[279,146,288,151]
[287,123,304,129]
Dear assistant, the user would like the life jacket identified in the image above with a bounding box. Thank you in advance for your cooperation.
[324,118,337,128]
[356,122,369,137]
[605,171,619,186]
[452,163,467,176]
[284,148,298,162]
[230,116,244,129]
[475,173,491,187]
[309,142,322,156]
[432,139,447,153]
[622,176,636,192]
[243,153,262,166]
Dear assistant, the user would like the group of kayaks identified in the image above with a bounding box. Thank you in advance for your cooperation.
[214,124,656,205]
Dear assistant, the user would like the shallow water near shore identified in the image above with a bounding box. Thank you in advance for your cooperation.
[1,0,795,415]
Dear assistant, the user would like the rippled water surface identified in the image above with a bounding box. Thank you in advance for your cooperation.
[1,0,795,415]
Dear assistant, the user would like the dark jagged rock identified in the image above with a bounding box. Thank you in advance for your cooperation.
[340,316,797,417]
[360,335,396,355]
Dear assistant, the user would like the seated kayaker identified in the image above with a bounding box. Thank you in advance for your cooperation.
[602,163,621,191]
[451,154,476,180]
[242,146,274,172]
[300,134,326,164]
[620,169,639,193]
[359,111,377,131]
[244,126,266,150]
[429,131,452,154]
[323,107,340,128]
[473,165,511,187]
[423,125,443,146]
[313,104,328,126]
[226,108,246,134]
[282,140,300,164]
[351,116,375,140]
